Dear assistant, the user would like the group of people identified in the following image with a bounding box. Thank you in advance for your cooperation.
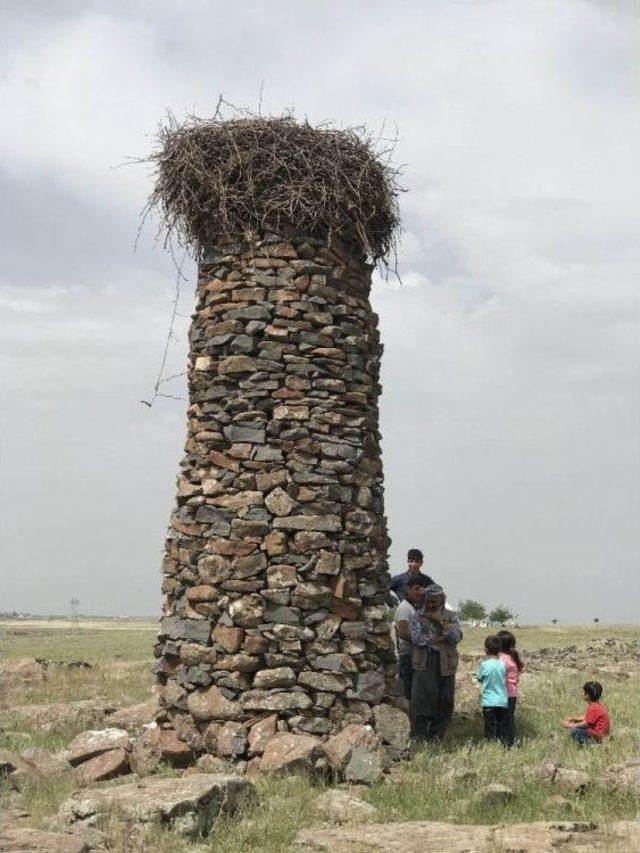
[390,548,611,747]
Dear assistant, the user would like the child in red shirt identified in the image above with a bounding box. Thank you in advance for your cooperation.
[562,681,610,745]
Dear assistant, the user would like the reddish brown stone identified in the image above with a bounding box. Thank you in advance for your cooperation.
[243,634,268,654]
[186,584,217,602]
[323,724,378,772]
[214,654,261,672]
[212,624,244,653]
[207,538,258,556]
[159,729,195,767]
[187,686,243,721]
[66,729,131,766]
[216,722,247,757]
[247,714,277,756]
[264,530,287,556]
[329,597,362,620]
[209,450,240,471]
[74,747,130,784]
[259,733,321,775]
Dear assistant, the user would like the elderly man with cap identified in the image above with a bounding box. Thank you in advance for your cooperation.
[409,583,463,742]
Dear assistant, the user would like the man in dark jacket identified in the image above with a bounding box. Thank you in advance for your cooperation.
[388,548,435,604]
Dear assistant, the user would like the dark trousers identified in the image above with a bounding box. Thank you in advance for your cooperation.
[398,654,413,700]
[411,651,455,742]
[483,706,510,744]
[570,727,593,745]
[505,696,517,747]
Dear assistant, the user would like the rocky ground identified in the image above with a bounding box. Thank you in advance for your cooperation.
[1,626,637,851]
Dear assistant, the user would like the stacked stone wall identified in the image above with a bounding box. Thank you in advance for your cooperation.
[154,234,396,764]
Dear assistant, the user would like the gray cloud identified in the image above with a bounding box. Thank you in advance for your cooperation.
[1,0,637,621]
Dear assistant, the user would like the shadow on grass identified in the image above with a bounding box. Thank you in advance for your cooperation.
[438,706,540,751]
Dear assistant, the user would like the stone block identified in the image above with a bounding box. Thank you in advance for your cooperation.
[259,733,321,775]
[74,747,130,785]
[58,774,255,839]
[187,686,243,721]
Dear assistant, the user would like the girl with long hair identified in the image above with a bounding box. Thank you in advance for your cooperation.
[496,629,524,746]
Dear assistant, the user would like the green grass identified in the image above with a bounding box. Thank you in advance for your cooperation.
[0,619,157,663]
[1,619,155,713]
[458,623,638,654]
[1,621,637,851]
[1,619,156,753]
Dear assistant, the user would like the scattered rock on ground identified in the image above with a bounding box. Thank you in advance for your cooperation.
[0,749,69,790]
[596,758,640,794]
[19,748,71,777]
[314,789,379,824]
[0,828,95,852]
[4,700,116,732]
[73,747,130,785]
[65,728,131,766]
[343,745,386,785]
[0,657,45,684]
[58,773,255,838]
[474,783,516,806]
[521,763,557,783]
[524,638,638,675]
[195,754,232,773]
[553,767,590,794]
[1,749,38,789]
[107,695,159,731]
[294,819,639,852]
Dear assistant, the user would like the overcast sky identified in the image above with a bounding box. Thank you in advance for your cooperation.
[1,0,638,623]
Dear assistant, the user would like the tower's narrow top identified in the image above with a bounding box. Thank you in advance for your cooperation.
[145,113,402,265]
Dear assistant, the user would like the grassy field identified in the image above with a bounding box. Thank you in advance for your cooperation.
[1,620,637,851]
[3,618,636,663]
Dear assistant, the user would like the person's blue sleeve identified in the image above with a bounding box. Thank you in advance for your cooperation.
[475,663,484,682]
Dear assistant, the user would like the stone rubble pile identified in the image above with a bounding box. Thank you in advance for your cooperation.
[154,234,399,769]
[524,638,638,675]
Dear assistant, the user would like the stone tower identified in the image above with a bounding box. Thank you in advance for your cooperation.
[149,116,402,767]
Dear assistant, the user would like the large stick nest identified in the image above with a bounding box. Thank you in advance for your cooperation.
[143,111,402,265]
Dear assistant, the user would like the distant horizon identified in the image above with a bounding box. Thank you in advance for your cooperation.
[2,612,636,629]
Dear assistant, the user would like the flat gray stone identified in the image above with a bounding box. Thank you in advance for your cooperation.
[372,704,410,751]
[160,617,211,644]
[294,820,640,852]
[223,424,266,443]
[274,515,341,532]
[314,789,379,825]
[58,773,255,838]
[66,729,131,766]
[474,783,515,806]
[0,828,93,852]
[343,744,386,785]
[240,690,313,712]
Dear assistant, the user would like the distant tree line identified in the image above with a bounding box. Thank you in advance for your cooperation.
[458,600,515,625]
